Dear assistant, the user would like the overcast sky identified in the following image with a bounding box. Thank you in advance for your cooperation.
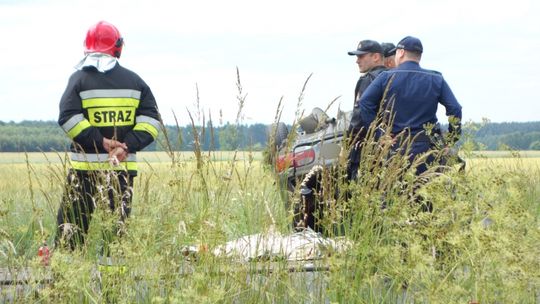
[1,0,539,126]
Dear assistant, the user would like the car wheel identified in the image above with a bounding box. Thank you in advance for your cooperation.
[271,122,289,148]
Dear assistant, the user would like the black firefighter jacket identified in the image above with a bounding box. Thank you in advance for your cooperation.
[58,63,160,175]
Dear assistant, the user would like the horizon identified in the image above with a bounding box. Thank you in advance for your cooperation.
[2,118,540,126]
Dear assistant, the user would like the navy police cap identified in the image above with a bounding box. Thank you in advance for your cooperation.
[348,40,383,56]
[392,36,423,54]
[381,42,396,57]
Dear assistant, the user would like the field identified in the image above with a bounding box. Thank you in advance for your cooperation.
[1,150,539,303]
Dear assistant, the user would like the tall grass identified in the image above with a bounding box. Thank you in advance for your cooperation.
[1,75,539,303]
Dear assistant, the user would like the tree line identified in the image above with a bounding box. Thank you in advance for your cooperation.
[0,120,540,152]
[0,120,269,152]
[462,120,540,150]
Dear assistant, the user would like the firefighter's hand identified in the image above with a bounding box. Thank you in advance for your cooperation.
[103,138,127,152]
[109,147,128,166]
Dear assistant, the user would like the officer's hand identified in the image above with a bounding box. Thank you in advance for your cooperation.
[380,134,396,147]
[339,145,345,160]
[441,146,451,156]
[339,145,347,165]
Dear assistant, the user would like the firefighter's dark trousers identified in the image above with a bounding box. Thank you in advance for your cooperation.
[55,170,134,251]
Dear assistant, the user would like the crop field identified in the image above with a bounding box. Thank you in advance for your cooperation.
[0,150,539,303]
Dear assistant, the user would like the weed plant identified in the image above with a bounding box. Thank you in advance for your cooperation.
[0,74,539,303]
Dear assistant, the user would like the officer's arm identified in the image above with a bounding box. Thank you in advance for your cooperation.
[58,74,104,151]
[439,78,462,144]
[123,81,161,152]
[359,76,385,131]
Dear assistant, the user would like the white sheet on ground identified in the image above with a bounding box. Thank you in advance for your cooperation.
[185,228,353,262]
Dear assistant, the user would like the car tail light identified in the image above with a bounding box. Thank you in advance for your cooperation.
[276,148,315,172]
[276,153,293,172]
[293,148,315,167]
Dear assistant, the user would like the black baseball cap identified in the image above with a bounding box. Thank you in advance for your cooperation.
[392,36,423,54]
[381,42,396,57]
[348,40,383,56]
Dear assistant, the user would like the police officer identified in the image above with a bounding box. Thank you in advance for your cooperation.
[346,40,387,180]
[358,36,462,176]
[381,42,397,69]
[56,21,161,250]
[296,40,387,232]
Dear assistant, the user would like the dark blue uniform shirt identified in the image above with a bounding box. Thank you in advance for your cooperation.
[359,61,462,136]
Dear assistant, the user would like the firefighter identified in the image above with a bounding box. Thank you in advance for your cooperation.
[55,21,161,250]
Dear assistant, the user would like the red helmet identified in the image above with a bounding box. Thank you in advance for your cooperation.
[84,21,124,58]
